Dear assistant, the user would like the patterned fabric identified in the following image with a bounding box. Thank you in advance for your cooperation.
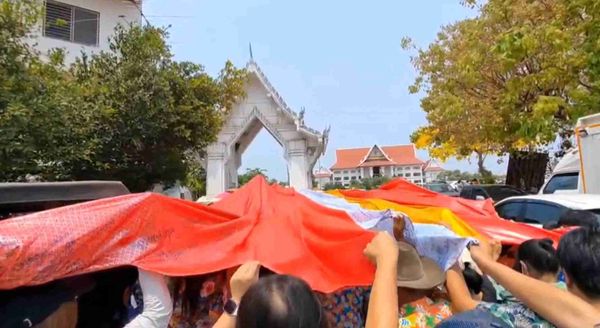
[298,189,417,246]
[412,224,473,270]
[300,189,471,271]
[169,273,229,328]
[398,297,452,328]
[478,282,566,328]
[317,287,371,328]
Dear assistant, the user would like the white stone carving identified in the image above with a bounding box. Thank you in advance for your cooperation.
[205,60,328,196]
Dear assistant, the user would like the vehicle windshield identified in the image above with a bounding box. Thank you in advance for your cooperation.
[427,184,451,192]
[543,173,579,194]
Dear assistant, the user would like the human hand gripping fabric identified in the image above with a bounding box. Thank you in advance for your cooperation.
[364,231,400,267]
[364,232,399,328]
[230,261,261,303]
[469,239,502,263]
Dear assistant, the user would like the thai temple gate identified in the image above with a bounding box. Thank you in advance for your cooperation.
[205,60,329,197]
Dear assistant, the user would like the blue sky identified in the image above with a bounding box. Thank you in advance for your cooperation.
[144,0,506,181]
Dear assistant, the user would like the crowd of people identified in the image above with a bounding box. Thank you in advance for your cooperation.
[21,221,599,328]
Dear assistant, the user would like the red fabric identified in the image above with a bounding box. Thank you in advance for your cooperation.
[340,179,562,245]
[0,177,375,291]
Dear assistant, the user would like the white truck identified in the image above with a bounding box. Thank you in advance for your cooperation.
[540,113,600,194]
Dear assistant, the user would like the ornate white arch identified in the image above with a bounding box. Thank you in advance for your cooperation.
[204,60,328,196]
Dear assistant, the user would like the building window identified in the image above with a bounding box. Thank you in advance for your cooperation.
[44,1,99,46]
[343,177,349,180]
[343,170,349,174]
[397,173,404,177]
[351,176,356,180]
[405,173,412,177]
[334,177,341,181]
[413,166,420,170]
[414,172,422,177]
[415,180,422,184]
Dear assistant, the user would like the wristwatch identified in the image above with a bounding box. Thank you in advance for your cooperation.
[224,299,239,317]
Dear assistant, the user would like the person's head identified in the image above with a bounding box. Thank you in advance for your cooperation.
[557,226,600,302]
[395,241,445,304]
[558,209,600,228]
[513,239,559,281]
[462,262,483,301]
[236,274,327,328]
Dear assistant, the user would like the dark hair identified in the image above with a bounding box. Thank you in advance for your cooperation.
[462,263,483,295]
[514,239,559,275]
[558,209,600,228]
[557,226,600,299]
[236,275,327,328]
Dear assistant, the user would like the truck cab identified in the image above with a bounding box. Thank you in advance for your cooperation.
[541,113,600,194]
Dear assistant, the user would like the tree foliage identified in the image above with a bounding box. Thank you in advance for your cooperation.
[322,176,391,191]
[406,0,599,174]
[237,168,286,187]
[0,1,247,191]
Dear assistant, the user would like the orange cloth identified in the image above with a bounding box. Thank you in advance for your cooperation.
[338,179,562,245]
[0,177,375,292]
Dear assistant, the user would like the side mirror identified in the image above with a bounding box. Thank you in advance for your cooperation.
[475,195,486,201]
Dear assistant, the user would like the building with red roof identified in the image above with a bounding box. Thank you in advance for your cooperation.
[423,159,445,183]
[330,144,430,187]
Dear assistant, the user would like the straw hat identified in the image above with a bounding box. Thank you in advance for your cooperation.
[396,241,445,290]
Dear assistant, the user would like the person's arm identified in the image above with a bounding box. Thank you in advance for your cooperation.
[445,264,479,313]
[364,232,400,328]
[213,261,261,328]
[471,245,600,328]
[125,269,173,328]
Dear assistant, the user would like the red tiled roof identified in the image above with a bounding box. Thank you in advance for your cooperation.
[423,159,444,172]
[331,145,424,170]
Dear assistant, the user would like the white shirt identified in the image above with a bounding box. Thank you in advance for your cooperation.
[124,269,173,328]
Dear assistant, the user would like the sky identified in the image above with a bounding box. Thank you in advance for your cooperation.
[144,0,507,181]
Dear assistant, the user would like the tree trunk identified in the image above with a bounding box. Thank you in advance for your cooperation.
[506,151,549,192]
[476,152,487,176]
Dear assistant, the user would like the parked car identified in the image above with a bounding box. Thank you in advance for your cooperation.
[424,183,459,197]
[0,181,129,220]
[494,194,600,227]
[459,184,527,203]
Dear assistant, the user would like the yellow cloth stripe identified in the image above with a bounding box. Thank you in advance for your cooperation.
[327,190,484,240]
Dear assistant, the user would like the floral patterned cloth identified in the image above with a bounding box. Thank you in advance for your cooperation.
[169,272,229,328]
[477,281,567,328]
[398,297,453,328]
[317,287,371,328]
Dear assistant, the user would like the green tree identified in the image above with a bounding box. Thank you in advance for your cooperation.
[67,24,246,191]
[0,1,90,181]
[238,168,268,186]
[0,1,247,192]
[323,182,345,191]
[406,0,598,176]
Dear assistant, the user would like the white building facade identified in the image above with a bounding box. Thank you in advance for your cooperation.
[313,167,333,189]
[330,145,428,187]
[423,159,445,183]
[29,0,142,64]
